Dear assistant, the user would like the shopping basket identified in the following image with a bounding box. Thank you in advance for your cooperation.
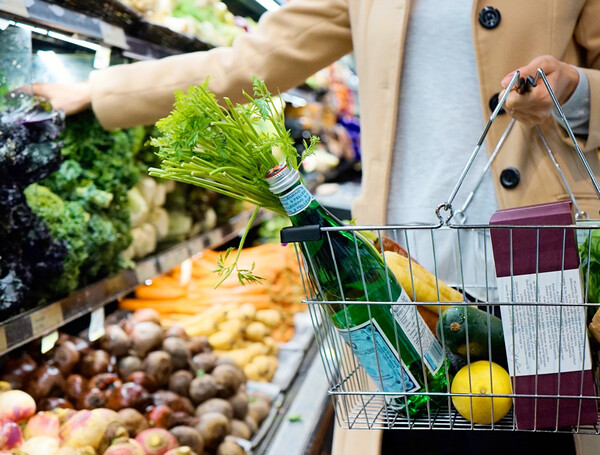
[281,69,600,433]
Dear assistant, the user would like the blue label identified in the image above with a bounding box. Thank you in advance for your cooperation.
[337,321,419,393]
[280,186,312,216]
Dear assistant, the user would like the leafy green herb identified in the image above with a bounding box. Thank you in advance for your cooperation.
[150,77,319,285]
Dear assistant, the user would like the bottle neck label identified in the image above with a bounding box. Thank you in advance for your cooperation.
[279,185,313,216]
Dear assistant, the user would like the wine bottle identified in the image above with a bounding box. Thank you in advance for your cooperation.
[265,162,448,415]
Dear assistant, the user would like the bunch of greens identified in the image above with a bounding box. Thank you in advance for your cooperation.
[39,111,144,287]
[579,230,600,319]
[0,95,67,315]
[150,77,319,284]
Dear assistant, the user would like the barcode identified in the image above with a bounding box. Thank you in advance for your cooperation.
[426,339,444,373]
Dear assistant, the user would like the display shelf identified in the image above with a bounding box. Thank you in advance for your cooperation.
[0,0,215,58]
[0,208,270,357]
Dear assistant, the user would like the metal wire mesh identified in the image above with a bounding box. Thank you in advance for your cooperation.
[292,222,600,434]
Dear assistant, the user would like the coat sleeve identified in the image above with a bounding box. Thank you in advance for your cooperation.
[572,0,600,152]
[89,0,352,129]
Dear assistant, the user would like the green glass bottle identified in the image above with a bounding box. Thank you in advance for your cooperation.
[266,162,448,416]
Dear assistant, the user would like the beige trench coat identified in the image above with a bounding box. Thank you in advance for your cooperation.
[89,0,600,453]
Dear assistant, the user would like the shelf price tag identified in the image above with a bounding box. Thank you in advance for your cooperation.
[99,22,128,49]
[0,327,7,354]
[179,258,193,286]
[93,46,112,69]
[88,307,106,342]
[31,303,63,338]
[41,331,59,354]
[0,0,29,17]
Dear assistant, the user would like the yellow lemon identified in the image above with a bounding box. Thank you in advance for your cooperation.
[451,360,512,424]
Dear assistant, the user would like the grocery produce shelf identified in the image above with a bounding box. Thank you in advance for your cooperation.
[0,0,215,59]
[0,208,270,357]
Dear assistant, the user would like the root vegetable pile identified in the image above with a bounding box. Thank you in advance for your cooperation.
[0,309,273,455]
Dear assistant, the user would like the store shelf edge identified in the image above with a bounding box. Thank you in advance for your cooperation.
[0,209,270,357]
[0,0,214,59]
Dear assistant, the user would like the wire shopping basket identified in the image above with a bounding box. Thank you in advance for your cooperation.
[281,69,600,433]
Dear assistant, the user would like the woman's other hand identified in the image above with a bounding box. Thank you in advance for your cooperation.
[31,81,91,115]
[500,55,580,127]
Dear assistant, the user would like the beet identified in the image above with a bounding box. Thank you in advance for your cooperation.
[135,428,178,455]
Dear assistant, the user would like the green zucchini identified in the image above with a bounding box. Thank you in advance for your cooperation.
[436,305,507,367]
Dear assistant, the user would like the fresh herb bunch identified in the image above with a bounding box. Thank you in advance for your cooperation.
[150,77,319,285]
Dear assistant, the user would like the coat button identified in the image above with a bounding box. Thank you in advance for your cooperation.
[479,6,501,29]
[489,92,506,114]
[500,167,520,189]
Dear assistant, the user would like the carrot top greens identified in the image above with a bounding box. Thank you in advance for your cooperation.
[149,77,319,285]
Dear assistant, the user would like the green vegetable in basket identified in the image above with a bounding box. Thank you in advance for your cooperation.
[578,229,600,319]
[149,77,319,285]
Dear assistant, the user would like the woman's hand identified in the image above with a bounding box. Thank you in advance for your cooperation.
[500,55,580,127]
[31,81,92,115]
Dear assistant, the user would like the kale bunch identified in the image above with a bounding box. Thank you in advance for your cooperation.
[0,95,67,316]
[41,111,144,284]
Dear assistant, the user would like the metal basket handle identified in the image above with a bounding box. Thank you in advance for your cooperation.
[436,68,600,225]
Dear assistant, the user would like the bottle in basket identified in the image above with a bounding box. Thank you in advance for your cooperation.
[266,162,448,415]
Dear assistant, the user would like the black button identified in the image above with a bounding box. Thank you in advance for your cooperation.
[479,7,501,29]
[489,92,506,115]
[500,168,520,189]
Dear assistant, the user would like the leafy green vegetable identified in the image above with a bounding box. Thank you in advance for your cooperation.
[150,77,319,284]
[42,111,142,284]
[579,229,600,319]
[0,94,67,314]
[24,184,88,297]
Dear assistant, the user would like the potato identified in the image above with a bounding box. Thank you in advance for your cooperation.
[245,322,269,342]
[255,309,282,328]
[208,331,235,351]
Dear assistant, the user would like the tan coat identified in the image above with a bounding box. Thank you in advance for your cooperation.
[90,1,600,453]
[91,0,600,224]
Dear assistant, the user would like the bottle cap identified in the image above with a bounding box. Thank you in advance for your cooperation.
[265,162,300,194]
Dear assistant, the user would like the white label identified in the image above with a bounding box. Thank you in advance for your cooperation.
[337,320,420,393]
[88,307,106,342]
[498,269,591,377]
[99,22,128,49]
[93,46,111,69]
[280,186,312,216]
[390,289,444,375]
[179,258,193,286]
[41,331,58,354]
[0,0,29,17]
